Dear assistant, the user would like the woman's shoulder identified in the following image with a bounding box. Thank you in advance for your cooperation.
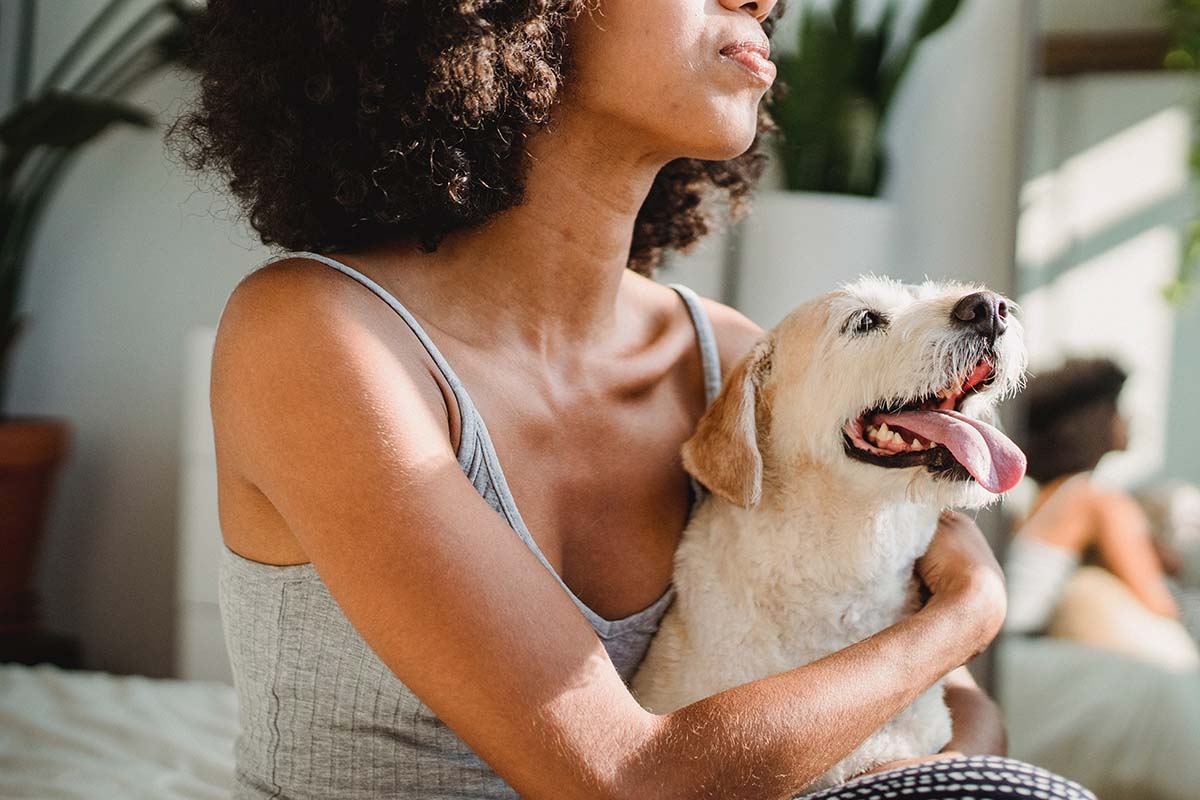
[1056,473,1134,514]
[625,271,766,384]
[223,253,393,320]
[654,282,764,384]
[211,253,454,476]
[217,253,439,371]
[692,295,765,384]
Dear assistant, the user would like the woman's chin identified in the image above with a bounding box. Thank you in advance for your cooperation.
[704,104,765,159]
[683,123,760,162]
[704,135,759,162]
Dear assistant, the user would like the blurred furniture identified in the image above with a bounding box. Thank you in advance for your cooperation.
[0,417,75,666]
[1040,31,1171,76]
[176,325,230,682]
[999,634,1200,800]
[0,326,234,798]
[0,662,236,799]
[1048,565,1200,672]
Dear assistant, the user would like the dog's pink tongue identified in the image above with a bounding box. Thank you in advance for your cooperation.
[875,409,1027,494]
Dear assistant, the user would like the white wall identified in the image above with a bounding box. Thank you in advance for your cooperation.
[885,0,1027,291]
[2,0,268,676]
[1011,0,1200,487]
[1017,73,1200,489]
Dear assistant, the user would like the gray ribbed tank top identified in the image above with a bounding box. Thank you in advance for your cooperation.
[218,252,724,799]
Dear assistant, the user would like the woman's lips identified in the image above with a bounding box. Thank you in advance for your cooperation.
[719,43,776,85]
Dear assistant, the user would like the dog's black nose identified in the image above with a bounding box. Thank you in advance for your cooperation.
[951,291,1007,343]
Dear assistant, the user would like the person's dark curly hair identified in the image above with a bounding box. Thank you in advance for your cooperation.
[165,0,789,277]
[1019,357,1130,484]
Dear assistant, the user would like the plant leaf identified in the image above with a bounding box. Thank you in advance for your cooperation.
[0,90,155,182]
[915,0,964,40]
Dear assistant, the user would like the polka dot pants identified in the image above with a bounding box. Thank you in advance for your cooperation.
[802,755,1096,799]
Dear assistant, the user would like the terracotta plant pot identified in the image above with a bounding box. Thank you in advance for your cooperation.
[0,416,71,633]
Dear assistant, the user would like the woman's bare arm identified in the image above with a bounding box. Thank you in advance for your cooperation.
[1091,490,1179,618]
[213,266,1006,800]
[641,572,1002,798]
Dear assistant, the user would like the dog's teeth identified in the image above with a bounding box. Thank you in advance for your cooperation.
[878,423,891,438]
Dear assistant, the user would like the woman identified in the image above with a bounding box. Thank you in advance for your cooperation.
[1004,358,1196,668]
[169,2,1093,798]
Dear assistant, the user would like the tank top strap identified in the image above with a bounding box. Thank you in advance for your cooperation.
[665,283,723,509]
[665,283,723,408]
[257,250,481,472]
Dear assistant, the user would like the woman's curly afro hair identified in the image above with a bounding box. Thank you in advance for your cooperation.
[1019,356,1130,484]
[165,0,788,277]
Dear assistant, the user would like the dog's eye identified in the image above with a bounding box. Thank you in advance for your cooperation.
[844,310,887,335]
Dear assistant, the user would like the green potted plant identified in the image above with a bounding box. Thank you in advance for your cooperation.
[1164,0,1200,303]
[0,0,198,659]
[735,0,963,328]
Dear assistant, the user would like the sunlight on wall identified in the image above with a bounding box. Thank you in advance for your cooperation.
[1018,107,1191,270]
[1020,227,1178,485]
[1016,87,1193,488]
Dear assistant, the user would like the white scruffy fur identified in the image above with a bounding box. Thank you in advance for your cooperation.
[629,276,1028,795]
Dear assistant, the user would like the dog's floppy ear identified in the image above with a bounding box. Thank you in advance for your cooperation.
[681,336,775,509]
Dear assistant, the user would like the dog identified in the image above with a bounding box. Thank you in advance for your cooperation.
[629,276,1028,794]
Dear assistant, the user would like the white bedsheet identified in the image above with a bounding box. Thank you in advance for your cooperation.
[0,663,237,799]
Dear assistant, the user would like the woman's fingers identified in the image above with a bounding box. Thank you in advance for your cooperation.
[916,510,1007,645]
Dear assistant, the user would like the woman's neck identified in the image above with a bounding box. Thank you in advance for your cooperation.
[371,107,674,362]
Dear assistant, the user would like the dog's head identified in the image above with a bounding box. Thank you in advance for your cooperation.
[683,276,1028,510]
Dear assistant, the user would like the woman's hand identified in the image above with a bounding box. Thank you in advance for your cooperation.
[916,510,1008,657]
[916,513,1009,757]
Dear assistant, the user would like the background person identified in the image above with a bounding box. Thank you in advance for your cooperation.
[1005,357,1197,670]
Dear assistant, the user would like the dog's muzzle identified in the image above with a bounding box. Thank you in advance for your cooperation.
[841,357,1026,494]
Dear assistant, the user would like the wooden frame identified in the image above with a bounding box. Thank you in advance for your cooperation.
[1039,31,1171,77]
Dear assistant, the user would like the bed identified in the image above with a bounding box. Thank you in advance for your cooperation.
[0,663,236,799]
